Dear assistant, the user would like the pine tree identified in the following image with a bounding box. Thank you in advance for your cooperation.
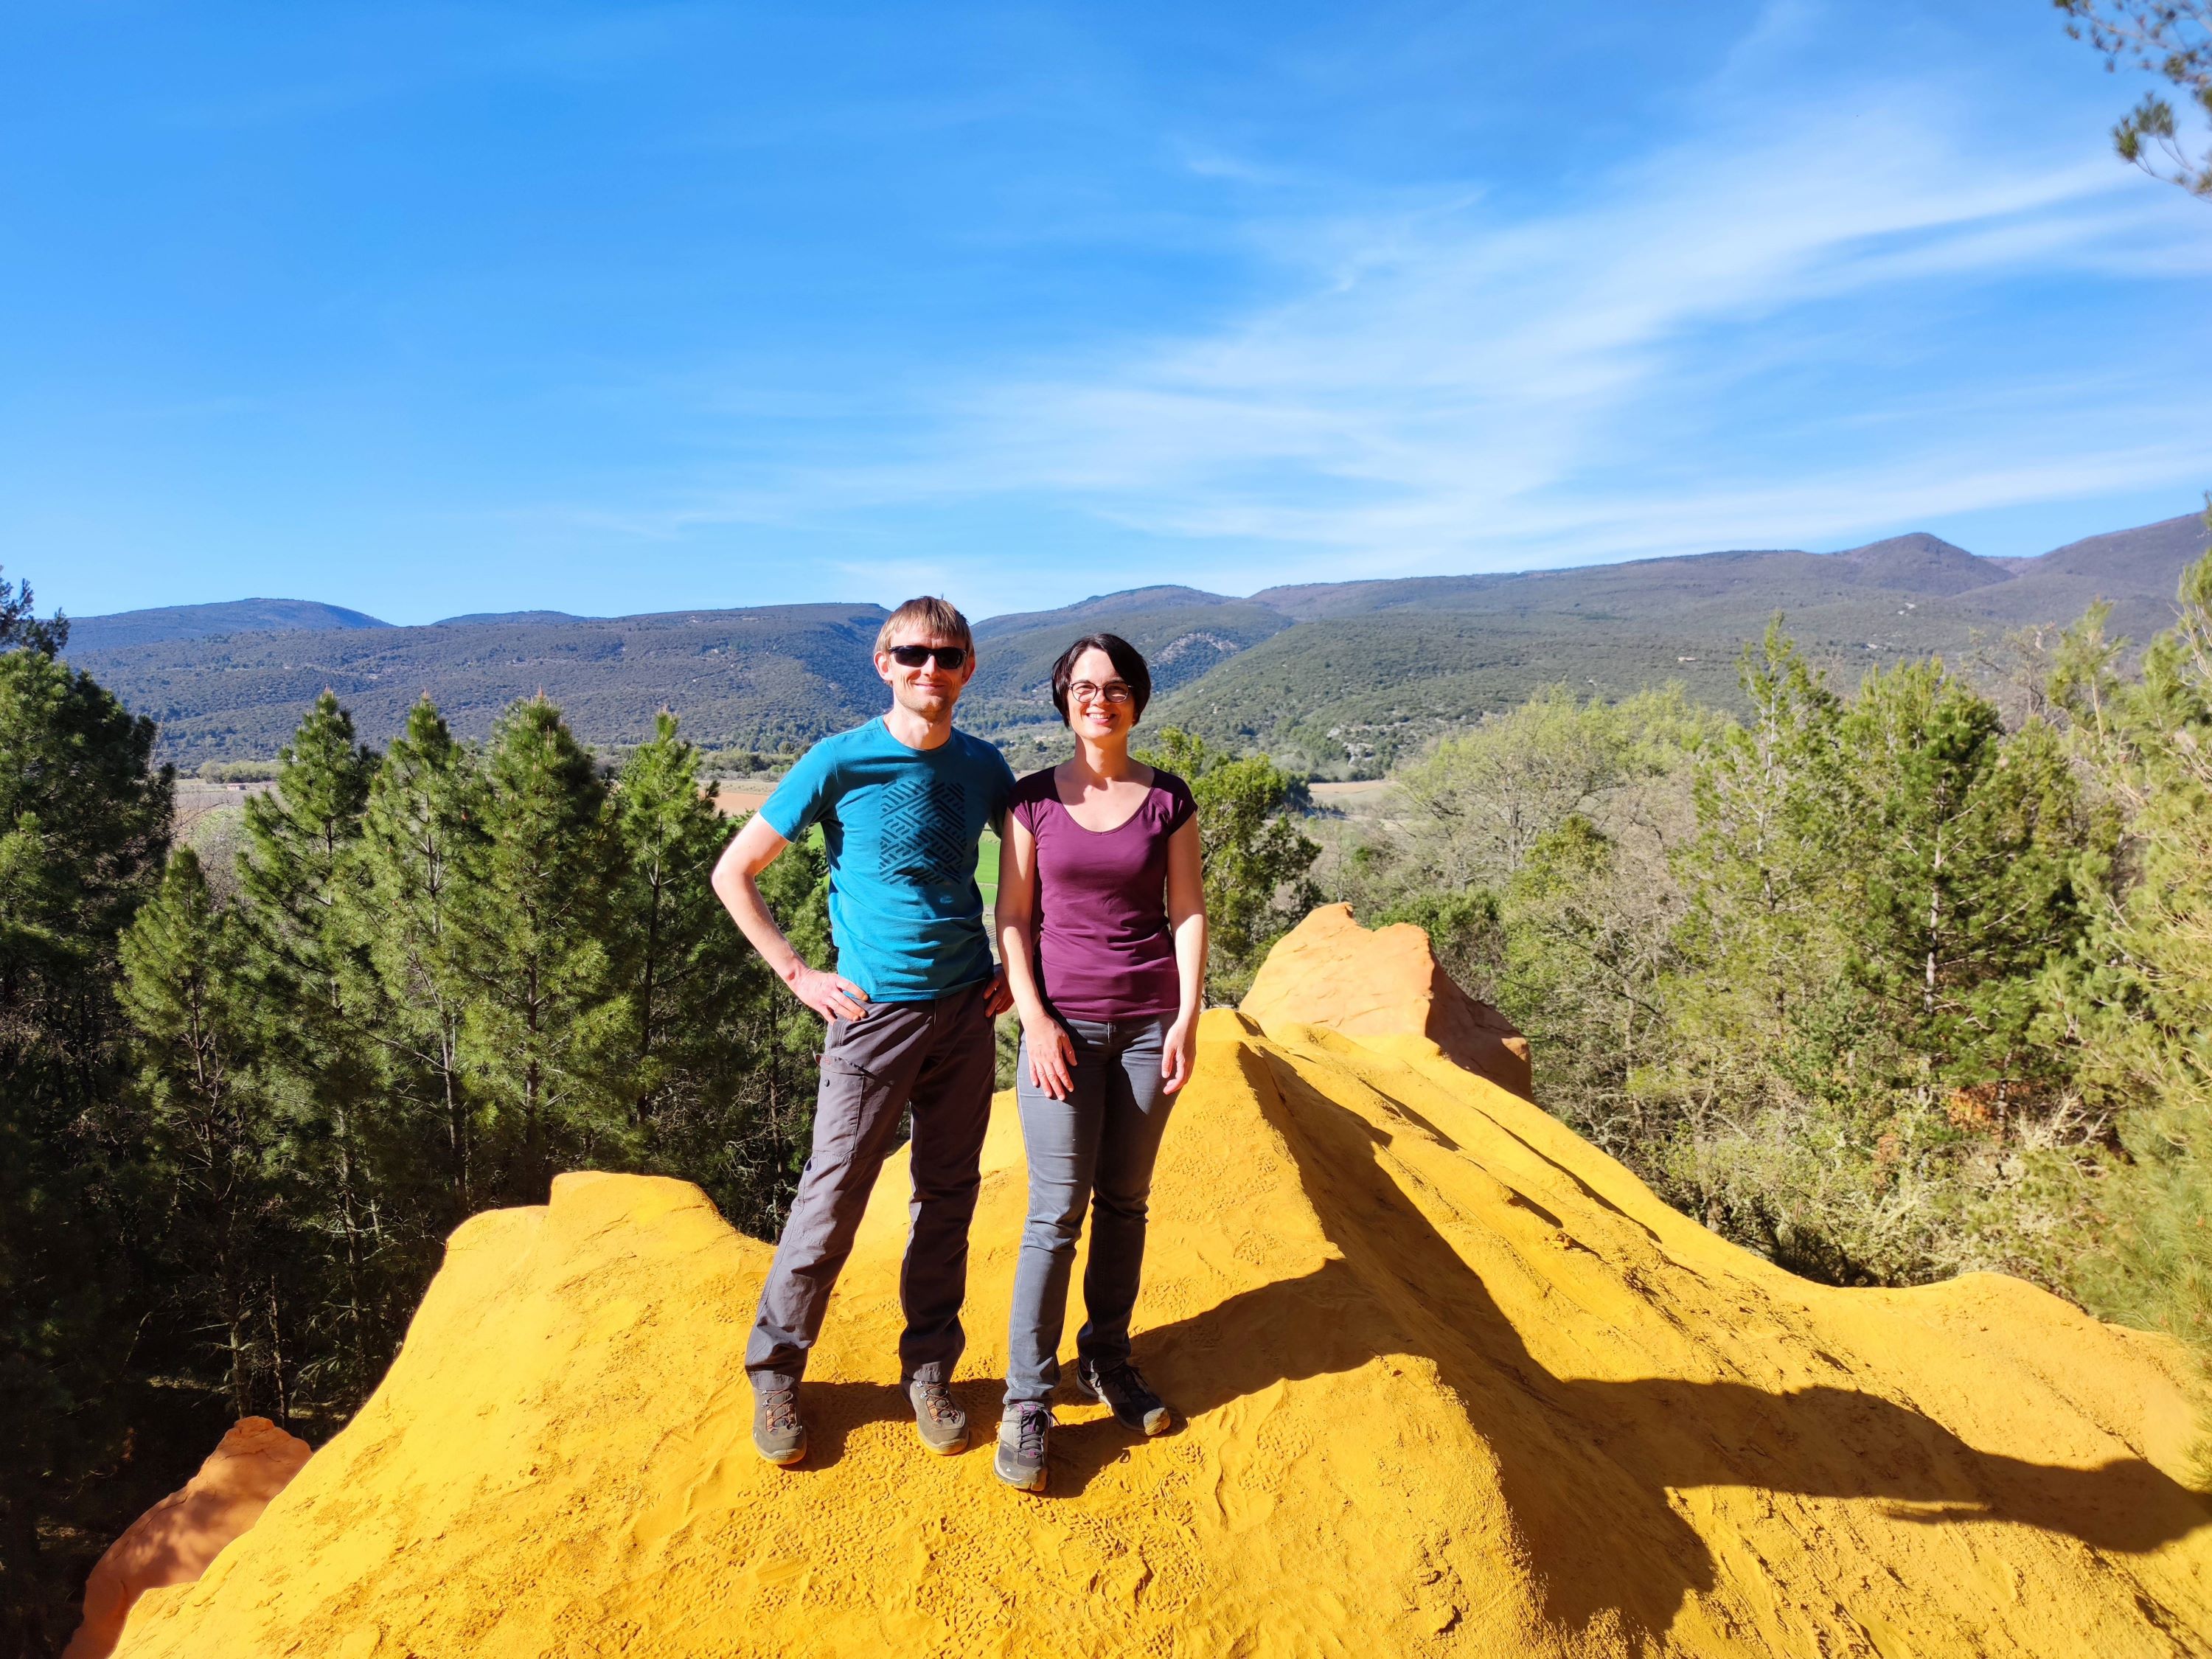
[118,849,291,1422]
[338,698,484,1229]
[1137,727,1319,998]
[0,564,66,655]
[455,697,630,1201]
[237,692,388,1391]
[1653,627,1851,1253]
[609,714,786,1225]
[611,714,746,1121]
[1839,663,2104,1103]
[1674,622,1850,1037]
[0,635,169,1654]
[2049,539,2212,1382]
[1658,626,2112,1285]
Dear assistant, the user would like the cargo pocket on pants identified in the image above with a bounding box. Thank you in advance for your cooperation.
[809,1049,893,1171]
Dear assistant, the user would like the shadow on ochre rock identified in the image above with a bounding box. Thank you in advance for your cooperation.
[63,1416,310,1659]
[1242,903,1533,1097]
[762,1019,2212,1649]
[1129,1038,2212,1646]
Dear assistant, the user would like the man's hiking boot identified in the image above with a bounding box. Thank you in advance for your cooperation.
[1077,1358,1172,1436]
[752,1385,807,1467]
[908,1379,968,1455]
[994,1403,1052,1493]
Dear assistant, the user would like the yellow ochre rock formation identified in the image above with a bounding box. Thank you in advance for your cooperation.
[65,1416,311,1659]
[114,921,2211,1657]
[1245,903,1533,1096]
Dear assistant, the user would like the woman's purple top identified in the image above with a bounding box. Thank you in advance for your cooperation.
[1009,765,1197,1021]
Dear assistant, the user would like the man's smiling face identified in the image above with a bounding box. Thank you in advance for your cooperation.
[874,627,975,723]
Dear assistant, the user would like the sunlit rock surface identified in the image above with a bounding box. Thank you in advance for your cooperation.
[1243,902,1532,1096]
[112,927,2211,1657]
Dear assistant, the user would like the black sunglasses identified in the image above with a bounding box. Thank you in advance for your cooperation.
[888,644,969,669]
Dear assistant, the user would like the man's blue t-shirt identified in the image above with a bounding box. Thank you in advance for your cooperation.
[759,717,1017,1003]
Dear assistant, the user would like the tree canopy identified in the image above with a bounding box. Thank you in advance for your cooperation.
[2059,0,2212,198]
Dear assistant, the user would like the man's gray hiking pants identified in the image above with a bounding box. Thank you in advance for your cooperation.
[745,979,996,1394]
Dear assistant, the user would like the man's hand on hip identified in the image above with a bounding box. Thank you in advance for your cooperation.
[787,963,871,1023]
[984,969,1014,1018]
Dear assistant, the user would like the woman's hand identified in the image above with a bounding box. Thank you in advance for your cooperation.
[1023,1013,1077,1100]
[1160,1015,1198,1094]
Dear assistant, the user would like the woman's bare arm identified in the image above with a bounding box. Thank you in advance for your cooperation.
[1161,817,1208,1091]
[996,813,1075,1097]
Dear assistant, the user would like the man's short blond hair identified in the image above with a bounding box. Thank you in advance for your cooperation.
[874,596,974,655]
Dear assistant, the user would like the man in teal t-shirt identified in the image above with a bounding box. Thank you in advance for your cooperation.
[759,717,1011,1001]
[711,596,1015,1469]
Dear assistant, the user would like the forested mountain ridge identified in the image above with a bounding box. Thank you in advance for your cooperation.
[964,587,1295,746]
[66,599,394,654]
[72,604,894,765]
[66,512,2212,769]
[1164,513,2212,765]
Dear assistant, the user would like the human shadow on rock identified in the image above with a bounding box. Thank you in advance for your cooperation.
[770,1380,969,1470]
[1118,1042,2210,1644]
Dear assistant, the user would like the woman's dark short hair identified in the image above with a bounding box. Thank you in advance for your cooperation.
[1050,632,1152,726]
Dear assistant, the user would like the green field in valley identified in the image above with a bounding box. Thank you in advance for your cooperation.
[976,831,1000,908]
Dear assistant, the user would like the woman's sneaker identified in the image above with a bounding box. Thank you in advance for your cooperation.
[994,1403,1053,1492]
[752,1385,807,1467]
[1076,1358,1172,1436]
[908,1379,968,1455]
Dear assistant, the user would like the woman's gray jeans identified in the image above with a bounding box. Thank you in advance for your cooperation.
[1004,1013,1178,1408]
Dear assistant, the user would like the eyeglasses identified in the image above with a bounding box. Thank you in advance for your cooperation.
[888,644,968,669]
[1069,680,1133,706]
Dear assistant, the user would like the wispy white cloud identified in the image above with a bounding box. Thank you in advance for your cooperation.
[912,105,2209,580]
[516,28,2212,607]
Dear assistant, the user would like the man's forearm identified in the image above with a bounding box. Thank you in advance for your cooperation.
[725,875,807,982]
[710,833,807,984]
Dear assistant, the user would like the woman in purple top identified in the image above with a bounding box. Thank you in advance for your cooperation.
[992,631,1207,1493]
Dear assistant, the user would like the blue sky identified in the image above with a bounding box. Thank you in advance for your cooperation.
[7,0,2210,625]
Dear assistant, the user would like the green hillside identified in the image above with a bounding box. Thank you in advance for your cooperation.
[71,605,892,767]
[64,512,2211,771]
[1151,613,1746,769]
[965,586,1294,739]
[1157,515,2211,768]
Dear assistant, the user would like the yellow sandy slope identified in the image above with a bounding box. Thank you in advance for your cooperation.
[115,1015,2211,1655]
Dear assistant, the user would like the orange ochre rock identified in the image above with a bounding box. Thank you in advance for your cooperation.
[110,928,2212,1658]
[66,1415,311,1659]
[1243,902,1533,1096]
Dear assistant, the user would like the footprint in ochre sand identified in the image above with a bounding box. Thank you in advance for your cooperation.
[108,910,2212,1658]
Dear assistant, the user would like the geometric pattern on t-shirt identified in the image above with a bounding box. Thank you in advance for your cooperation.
[879,774,970,885]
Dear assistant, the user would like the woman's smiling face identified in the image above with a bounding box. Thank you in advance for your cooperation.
[1065,645,1136,744]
